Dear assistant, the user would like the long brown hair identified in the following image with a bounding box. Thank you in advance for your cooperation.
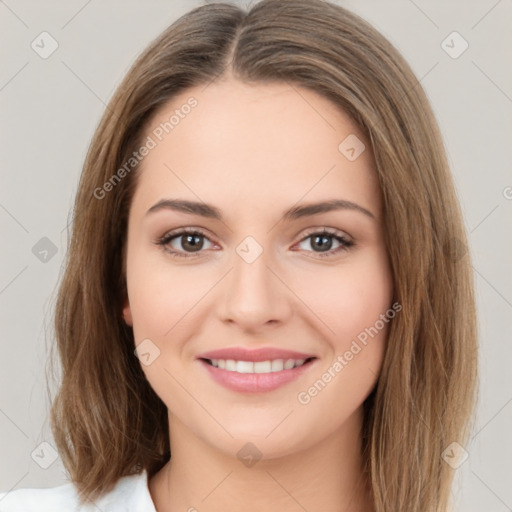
[48,1,478,510]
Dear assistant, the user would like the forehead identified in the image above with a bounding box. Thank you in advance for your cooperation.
[132,78,381,219]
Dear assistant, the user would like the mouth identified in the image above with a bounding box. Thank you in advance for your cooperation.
[197,356,318,393]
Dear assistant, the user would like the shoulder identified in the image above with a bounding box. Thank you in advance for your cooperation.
[0,470,156,512]
[0,480,82,512]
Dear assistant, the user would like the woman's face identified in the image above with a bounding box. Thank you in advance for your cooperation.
[123,78,393,459]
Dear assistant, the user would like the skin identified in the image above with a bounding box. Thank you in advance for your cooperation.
[122,76,393,512]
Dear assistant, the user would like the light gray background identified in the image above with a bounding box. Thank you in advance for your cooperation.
[1,1,511,510]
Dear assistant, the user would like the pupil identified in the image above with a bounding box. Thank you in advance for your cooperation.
[312,234,332,252]
[183,234,203,252]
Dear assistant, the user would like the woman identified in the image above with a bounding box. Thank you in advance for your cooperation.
[0,0,477,510]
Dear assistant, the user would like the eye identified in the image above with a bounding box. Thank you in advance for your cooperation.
[156,227,354,259]
[156,228,215,258]
[294,228,354,258]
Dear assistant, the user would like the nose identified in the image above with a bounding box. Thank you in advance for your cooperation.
[217,241,293,332]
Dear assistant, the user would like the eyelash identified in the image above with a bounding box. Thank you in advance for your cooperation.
[155,227,354,259]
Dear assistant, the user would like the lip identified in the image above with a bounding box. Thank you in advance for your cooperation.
[196,346,316,362]
[196,346,318,393]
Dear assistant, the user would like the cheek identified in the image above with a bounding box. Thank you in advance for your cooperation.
[293,249,393,349]
[124,239,393,449]
[125,250,207,413]
[127,243,393,354]
[291,249,392,404]
[126,249,209,340]
[294,258,392,423]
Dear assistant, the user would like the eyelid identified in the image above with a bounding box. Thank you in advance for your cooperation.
[156,226,217,251]
[297,226,353,242]
[156,225,354,258]
[157,226,352,246]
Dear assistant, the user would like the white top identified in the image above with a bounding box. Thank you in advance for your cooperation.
[0,470,157,512]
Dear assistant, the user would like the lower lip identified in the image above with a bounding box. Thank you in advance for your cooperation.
[198,359,316,393]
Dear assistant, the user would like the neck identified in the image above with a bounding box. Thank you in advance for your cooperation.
[149,406,373,512]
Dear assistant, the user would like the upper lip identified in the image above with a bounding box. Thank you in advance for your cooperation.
[196,347,317,362]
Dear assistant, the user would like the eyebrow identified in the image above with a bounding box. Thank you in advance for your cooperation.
[146,198,376,221]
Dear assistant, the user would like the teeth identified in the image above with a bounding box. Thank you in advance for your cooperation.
[254,361,271,373]
[236,360,253,373]
[271,359,283,372]
[208,358,308,373]
[284,359,295,370]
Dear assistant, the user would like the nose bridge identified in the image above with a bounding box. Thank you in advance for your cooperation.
[218,233,291,328]
[232,234,276,302]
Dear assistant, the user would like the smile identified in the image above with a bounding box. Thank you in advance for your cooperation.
[204,358,312,373]
[198,357,317,393]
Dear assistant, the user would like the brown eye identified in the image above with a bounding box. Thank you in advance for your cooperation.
[174,233,205,252]
[157,228,214,258]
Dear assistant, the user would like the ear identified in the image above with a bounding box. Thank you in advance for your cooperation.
[122,296,133,326]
